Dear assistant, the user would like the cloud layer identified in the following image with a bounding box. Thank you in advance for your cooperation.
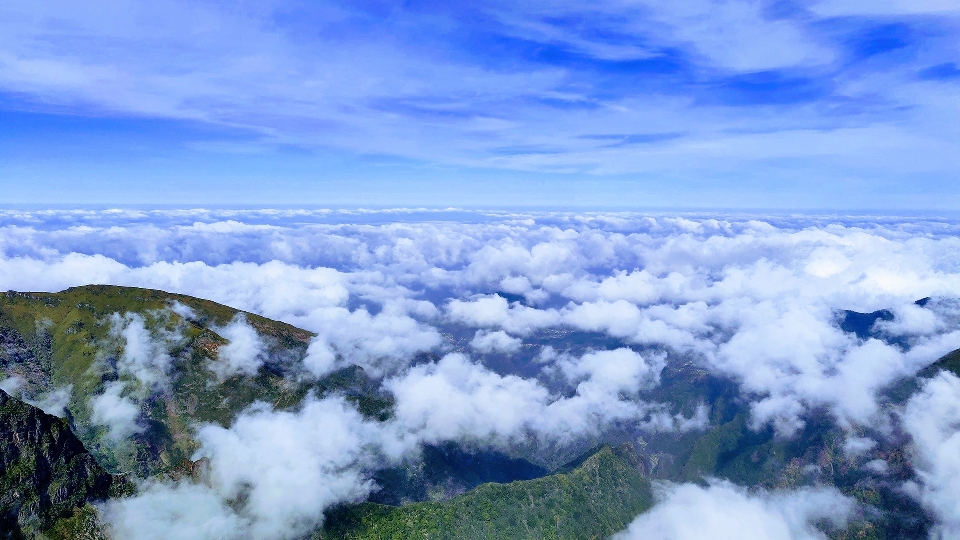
[613,481,853,540]
[4,208,960,537]
[903,372,960,538]
[6,209,960,437]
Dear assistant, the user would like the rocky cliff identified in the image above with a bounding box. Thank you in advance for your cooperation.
[0,389,114,539]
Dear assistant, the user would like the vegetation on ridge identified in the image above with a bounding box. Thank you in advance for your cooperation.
[0,285,385,478]
[321,444,653,540]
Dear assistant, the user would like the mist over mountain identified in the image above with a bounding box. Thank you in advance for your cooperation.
[2,209,960,539]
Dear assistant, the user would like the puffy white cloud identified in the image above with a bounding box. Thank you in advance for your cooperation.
[302,339,338,379]
[385,353,550,445]
[385,351,690,446]
[294,304,442,377]
[193,396,390,540]
[613,481,854,540]
[104,345,677,540]
[103,394,401,540]
[558,348,664,396]
[903,372,960,538]
[447,295,559,335]
[713,304,903,435]
[109,312,178,389]
[102,482,247,540]
[90,381,142,442]
[211,314,267,379]
[875,302,945,337]
[469,330,522,354]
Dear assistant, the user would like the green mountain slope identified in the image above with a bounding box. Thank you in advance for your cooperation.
[919,347,960,378]
[0,286,387,478]
[321,444,652,540]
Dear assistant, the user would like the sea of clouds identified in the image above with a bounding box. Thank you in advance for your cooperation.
[3,208,960,539]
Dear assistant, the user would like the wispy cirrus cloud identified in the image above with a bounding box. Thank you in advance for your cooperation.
[2,0,960,203]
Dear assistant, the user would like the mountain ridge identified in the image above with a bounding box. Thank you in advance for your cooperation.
[1,286,955,539]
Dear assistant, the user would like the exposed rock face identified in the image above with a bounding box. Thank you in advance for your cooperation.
[0,389,113,539]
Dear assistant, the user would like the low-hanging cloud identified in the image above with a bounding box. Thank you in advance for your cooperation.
[385,349,686,446]
[469,329,522,354]
[90,381,143,443]
[193,396,393,540]
[109,312,178,389]
[613,481,854,540]
[903,371,960,538]
[101,346,693,540]
[101,394,400,540]
[0,375,71,417]
[295,303,442,378]
[102,481,247,540]
[212,314,267,379]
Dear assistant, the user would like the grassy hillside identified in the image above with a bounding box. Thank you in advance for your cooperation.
[0,286,384,477]
[321,444,652,540]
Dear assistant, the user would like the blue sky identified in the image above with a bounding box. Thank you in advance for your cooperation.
[1,0,959,208]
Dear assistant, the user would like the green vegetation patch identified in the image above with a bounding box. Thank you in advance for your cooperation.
[0,286,392,479]
[321,444,652,540]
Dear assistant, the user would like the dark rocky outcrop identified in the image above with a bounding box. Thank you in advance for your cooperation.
[0,389,114,539]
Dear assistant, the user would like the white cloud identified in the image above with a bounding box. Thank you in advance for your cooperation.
[27,385,72,417]
[385,353,550,445]
[1,375,71,417]
[613,481,854,540]
[558,348,664,396]
[302,339,338,379]
[842,436,876,457]
[90,381,142,442]
[102,482,247,540]
[192,396,390,540]
[109,312,177,389]
[295,304,442,377]
[811,0,960,16]
[643,0,835,72]
[903,371,960,538]
[211,314,267,379]
[6,211,960,439]
[104,394,403,540]
[470,329,522,354]
[169,300,197,320]
[1,0,960,189]
[0,376,23,396]
[447,295,559,335]
[385,351,690,446]
[864,459,889,475]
